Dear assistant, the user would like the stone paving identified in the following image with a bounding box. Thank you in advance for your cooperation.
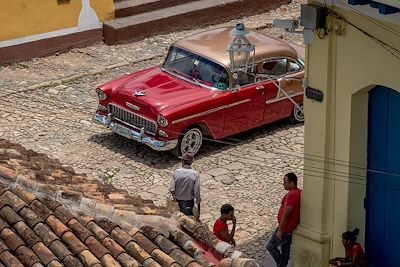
[0,0,305,262]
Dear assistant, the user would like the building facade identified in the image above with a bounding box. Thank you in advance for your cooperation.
[0,0,114,65]
[292,1,400,266]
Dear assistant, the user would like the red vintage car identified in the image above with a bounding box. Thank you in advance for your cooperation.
[93,26,304,156]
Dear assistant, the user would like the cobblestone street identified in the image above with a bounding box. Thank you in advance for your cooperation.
[0,0,304,262]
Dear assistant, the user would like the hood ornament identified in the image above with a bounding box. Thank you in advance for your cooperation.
[134,89,146,97]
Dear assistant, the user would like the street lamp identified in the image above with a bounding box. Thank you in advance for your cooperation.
[226,22,255,74]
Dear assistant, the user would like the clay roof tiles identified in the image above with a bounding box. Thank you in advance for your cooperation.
[0,139,260,267]
[0,183,204,267]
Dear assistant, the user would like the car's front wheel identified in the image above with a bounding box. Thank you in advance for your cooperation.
[172,127,203,157]
[290,102,304,123]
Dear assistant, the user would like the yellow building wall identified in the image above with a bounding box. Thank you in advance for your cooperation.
[293,3,400,267]
[0,0,114,41]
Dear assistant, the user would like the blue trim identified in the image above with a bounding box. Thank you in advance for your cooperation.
[348,0,370,5]
[378,3,400,14]
[349,0,399,15]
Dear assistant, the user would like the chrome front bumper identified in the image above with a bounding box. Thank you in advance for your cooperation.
[93,113,178,151]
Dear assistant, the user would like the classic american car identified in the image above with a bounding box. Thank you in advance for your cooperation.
[93,26,305,156]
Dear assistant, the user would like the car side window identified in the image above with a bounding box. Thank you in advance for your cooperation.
[259,59,287,76]
[289,59,302,73]
[253,58,288,83]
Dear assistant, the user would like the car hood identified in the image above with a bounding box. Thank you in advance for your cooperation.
[108,66,214,114]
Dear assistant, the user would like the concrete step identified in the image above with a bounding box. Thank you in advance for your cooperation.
[115,0,199,18]
[104,0,290,45]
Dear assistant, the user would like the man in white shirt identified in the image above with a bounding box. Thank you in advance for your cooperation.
[169,153,201,218]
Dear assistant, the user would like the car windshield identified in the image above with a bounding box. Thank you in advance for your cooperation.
[162,46,229,91]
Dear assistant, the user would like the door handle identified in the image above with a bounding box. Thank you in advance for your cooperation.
[256,85,264,90]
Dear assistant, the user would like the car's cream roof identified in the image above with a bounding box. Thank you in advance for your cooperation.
[173,26,300,68]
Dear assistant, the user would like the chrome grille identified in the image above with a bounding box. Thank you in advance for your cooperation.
[109,104,156,134]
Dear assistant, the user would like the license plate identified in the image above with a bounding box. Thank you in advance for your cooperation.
[113,125,131,139]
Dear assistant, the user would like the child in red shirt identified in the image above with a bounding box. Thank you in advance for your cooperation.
[213,204,236,246]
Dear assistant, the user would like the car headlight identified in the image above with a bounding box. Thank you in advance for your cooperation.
[157,115,168,127]
[96,88,107,101]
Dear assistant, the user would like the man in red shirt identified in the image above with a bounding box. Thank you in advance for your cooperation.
[213,204,236,246]
[266,172,301,267]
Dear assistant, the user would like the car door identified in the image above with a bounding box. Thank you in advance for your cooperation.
[258,58,304,123]
[222,68,277,136]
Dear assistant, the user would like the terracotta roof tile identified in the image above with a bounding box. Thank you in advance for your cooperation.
[47,260,64,267]
[63,254,84,267]
[46,215,69,238]
[0,191,26,211]
[78,249,101,266]
[36,184,60,197]
[125,241,151,263]
[0,250,24,267]
[15,245,41,266]
[86,221,109,243]
[30,200,53,220]
[61,231,88,255]
[32,242,58,265]
[33,223,59,246]
[48,239,73,261]
[0,165,18,182]
[0,217,9,232]
[97,218,119,233]
[13,221,41,247]
[84,236,109,259]
[122,225,140,238]
[101,237,125,259]
[0,228,25,251]
[169,249,195,267]
[67,218,93,242]
[186,262,202,267]
[18,206,43,229]
[140,225,160,240]
[154,236,179,255]
[0,240,9,255]
[150,248,177,267]
[131,232,158,254]
[9,185,37,204]
[0,205,24,225]
[116,252,141,267]
[142,257,162,267]
[53,206,73,225]
[58,190,82,203]
[40,197,62,211]
[111,227,134,247]
[0,181,8,191]
[74,213,94,227]
[100,253,122,267]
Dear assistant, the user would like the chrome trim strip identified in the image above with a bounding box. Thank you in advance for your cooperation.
[265,92,303,104]
[93,113,177,151]
[172,99,251,124]
[226,99,251,108]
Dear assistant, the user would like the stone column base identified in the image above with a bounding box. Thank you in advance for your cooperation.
[291,224,331,267]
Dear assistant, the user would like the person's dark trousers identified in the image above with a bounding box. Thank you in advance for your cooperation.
[177,199,194,215]
[266,228,292,267]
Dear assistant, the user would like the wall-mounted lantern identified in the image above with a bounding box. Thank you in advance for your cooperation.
[226,23,255,74]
